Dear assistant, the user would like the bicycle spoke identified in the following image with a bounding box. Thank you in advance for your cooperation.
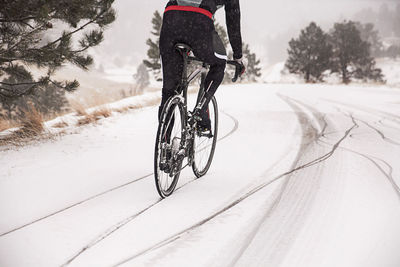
[192,97,218,177]
[154,98,186,198]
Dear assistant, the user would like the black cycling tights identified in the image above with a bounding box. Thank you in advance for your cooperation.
[158,10,227,119]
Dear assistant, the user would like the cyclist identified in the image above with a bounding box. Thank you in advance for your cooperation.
[159,0,245,131]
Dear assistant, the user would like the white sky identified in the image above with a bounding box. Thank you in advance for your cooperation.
[90,0,396,70]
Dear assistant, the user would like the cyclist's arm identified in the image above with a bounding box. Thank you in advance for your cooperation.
[225,0,242,59]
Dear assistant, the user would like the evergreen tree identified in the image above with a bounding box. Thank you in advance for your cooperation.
[132,63,150,95]
[242,44,261,82]
[214,23,261,83]
[215,23,229,47]
[0,0,116,99]
[143,13,261,84]
[1,80,69,120]
[214,23,234,84]
[285,22,332,82]
[143,11,162,81]
[330,21,384,83]
[355,22,383,57]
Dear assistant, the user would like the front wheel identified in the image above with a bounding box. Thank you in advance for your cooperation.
[192,96,218,178]
[154,96,186,198]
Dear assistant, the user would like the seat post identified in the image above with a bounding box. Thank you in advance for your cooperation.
[175,43,192,107]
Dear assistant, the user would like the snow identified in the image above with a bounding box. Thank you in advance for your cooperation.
[263,59,400,88]
[103,68,137,84]
[1,83,400,267]
[262,62,301,84]
[376,58,400,87]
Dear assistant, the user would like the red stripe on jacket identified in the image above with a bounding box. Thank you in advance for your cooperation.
[164,5,213,19]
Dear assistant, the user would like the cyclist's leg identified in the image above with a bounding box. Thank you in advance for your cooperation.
[159,50,183,121]
[159,13,185,144]
[191,31,227,127]
[159,12,185,121]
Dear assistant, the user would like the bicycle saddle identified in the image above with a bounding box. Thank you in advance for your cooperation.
[175,43,192,53]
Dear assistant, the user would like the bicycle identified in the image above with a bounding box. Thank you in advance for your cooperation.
[154,43,242,198]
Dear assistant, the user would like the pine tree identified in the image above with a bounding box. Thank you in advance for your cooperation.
[1,81,69,120]
[215,23,229,47]
[143,11,162,81]
[242,44,261,82]
[330,21,384,83]
[355,22,383,57]
[214,23,261,83]
[132,63,150,95]
[285,22,332,82]
[213,23,233,84]
[0,0,116,99]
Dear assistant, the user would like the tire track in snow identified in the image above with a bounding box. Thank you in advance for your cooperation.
[0,111,239,238]
[58,111,239,266]
[283,96,329,139]
[228,96,330,267]
[61,177,197,267]
[112,97,358,267]
[320,135,400,201]
[377,119,400,132]
[323,99,400,126]
[219,111,239,142]
[0,173,152,237]
[321,106,400,199]
[359,119,400,146]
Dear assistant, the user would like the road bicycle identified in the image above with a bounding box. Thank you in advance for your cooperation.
[154,43,242,198]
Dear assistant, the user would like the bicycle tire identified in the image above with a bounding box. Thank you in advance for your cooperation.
[154,96,186,198]
[192,96,218,178]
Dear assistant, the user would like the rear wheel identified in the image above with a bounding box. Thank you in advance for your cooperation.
[154,96,186,198]
[192,96,218,178]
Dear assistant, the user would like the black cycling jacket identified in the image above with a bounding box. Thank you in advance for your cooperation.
[167,0,242,59]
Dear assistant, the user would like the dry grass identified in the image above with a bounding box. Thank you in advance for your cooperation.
[15,106,44,138]
[77,114,99,126]
[0,92,161,148]
[76,107,111,126]
[0,118,11,132]
[70,100,88,116]
[91,108,112,118]
[52,121,69,128]
[128,104,141,110]
[0,106,49,148]
[67,89,131,112]
[145,97,161,107]
[114,107,130,113]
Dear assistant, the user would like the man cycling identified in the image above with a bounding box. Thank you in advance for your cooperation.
[159,0,245,131]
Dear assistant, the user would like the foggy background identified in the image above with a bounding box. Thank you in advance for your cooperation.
[90,0,398,74]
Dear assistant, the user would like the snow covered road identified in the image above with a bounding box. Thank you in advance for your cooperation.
[1,84,400,267]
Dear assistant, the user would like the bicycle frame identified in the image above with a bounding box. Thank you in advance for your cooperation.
[173,47,211,168]
[177,49,210,112]
[155,44,240,196]
[175,42,241,115]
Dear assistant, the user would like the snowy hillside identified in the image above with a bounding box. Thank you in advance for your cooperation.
[263,59,400,87]
[1,83,400,267]
[376,58,400,86]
